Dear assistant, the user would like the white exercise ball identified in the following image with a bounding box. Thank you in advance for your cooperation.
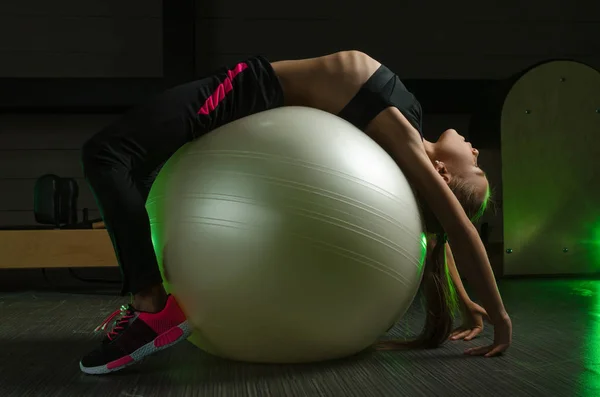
[146,106,426,364]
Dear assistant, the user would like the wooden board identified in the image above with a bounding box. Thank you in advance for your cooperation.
[501,60,600,275]
[0,229,118,268]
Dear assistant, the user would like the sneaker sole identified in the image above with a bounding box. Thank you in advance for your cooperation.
[80,320,192,375]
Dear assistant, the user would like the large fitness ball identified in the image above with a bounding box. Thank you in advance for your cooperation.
[146,106,427,364]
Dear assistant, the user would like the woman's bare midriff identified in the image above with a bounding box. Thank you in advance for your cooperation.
[270,51,381,116]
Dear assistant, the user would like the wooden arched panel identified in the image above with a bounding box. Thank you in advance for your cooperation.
[502,60,600,275]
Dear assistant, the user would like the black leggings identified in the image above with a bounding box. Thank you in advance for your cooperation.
[81,56,284,295]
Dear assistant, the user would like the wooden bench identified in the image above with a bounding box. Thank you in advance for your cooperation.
[0,228,118,269]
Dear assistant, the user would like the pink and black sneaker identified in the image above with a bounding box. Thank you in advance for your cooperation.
[80,294,191,375]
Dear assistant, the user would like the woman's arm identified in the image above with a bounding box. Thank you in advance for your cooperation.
[446,241,491,341]
[365,108,511,355]
[444,242,471,305]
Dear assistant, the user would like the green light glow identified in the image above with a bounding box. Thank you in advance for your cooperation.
[579,218,600,271]
[591,222,600,268]
[443,245,459,317]
[419,232,428,271]
[577,281,600,396]
[472,182,492,223]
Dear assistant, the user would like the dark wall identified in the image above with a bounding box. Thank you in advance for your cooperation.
[0,0,163,77]
[195,0,600,78]
[0,114,119,226]
[1,0,598,241]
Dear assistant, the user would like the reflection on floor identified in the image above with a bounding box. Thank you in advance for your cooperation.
[0,278,598,397]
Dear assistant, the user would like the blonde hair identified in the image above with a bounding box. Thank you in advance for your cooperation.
[376,175,492,350]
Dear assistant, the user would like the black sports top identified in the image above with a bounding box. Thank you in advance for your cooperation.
[337,64,423,138]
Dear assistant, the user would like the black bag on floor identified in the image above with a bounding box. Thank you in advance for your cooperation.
[34,174,79,227]
[34,174,61,226]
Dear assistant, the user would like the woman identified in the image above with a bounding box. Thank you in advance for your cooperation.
[80,50,511,375]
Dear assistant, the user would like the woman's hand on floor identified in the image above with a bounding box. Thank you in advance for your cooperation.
[464,313,512,358]
[450,301,489,341]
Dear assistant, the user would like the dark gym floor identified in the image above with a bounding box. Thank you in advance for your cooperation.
[0,276,598,397]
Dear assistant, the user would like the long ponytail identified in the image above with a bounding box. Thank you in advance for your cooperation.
[375,234,458,350]
[375,175,491,350]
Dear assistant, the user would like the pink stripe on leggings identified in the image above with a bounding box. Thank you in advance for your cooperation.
[198,63,249,115]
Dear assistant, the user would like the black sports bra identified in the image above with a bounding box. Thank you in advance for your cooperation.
[337,64,423,138]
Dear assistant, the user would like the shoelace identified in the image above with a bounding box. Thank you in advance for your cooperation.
[94,305,136,341]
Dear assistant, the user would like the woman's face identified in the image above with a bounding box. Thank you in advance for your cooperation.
[434,129,487,191]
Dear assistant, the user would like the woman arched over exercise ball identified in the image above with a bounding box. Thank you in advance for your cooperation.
[80,50,511,375]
